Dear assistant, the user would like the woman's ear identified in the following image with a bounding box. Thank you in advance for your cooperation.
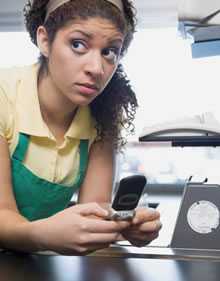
[36,26,50,57]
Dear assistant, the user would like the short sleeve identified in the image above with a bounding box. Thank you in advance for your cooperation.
[0,85,12,139]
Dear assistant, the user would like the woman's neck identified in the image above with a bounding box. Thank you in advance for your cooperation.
[38,70,77,126]
[37,71,78,142]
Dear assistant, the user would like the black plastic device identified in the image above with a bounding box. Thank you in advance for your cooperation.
[111,175,146,220]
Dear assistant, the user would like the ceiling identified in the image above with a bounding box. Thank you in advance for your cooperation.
[0,0,178,31]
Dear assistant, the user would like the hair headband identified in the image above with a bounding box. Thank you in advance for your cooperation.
[45,0,124,22]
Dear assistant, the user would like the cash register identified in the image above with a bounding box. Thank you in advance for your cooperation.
[139,112,220,252]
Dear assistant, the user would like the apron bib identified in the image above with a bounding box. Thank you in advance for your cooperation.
[11,133,88,221]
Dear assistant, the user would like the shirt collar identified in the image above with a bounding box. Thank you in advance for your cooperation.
[65,106,97,139]
[17,63,96,140]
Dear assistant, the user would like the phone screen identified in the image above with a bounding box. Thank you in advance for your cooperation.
[112,175,146,211]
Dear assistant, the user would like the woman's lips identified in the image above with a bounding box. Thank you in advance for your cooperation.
[76,83,99,96]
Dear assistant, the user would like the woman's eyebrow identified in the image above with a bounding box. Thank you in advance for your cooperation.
[69,29,93,39]
[107,38,124,45]
[69,29,124,44]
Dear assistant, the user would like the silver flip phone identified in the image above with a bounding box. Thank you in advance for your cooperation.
[111,175,146,220]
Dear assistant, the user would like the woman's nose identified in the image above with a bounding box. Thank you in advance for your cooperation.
[84,51,104,77]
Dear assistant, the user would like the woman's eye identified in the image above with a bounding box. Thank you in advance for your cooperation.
[71,40,87,53]
[102,48,120,63]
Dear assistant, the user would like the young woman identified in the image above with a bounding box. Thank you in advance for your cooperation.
[0,0,161,255]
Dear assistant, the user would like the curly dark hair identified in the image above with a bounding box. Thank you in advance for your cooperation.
[23,0,138,150]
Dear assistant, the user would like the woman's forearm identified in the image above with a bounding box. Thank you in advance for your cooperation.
[0,209,44,253]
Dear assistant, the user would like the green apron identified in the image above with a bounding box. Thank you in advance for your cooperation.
[11,133,88,221]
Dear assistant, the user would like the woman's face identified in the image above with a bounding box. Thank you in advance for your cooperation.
[43,17,124,106]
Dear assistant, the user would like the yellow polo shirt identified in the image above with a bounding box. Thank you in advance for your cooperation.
[0,64,97,186]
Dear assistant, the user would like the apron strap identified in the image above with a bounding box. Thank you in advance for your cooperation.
[78,139,89,175]
[12,133,29,161]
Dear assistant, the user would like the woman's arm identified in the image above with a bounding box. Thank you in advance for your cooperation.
[0,136,129,254]
[77,140,162,247]
[0,136,39,251]
[78,140,115,204]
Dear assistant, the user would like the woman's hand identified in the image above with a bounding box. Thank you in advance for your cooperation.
[121,207,162,247]
[30,202,130,255]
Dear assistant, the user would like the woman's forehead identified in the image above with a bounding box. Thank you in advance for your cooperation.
[61,17,125,39]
